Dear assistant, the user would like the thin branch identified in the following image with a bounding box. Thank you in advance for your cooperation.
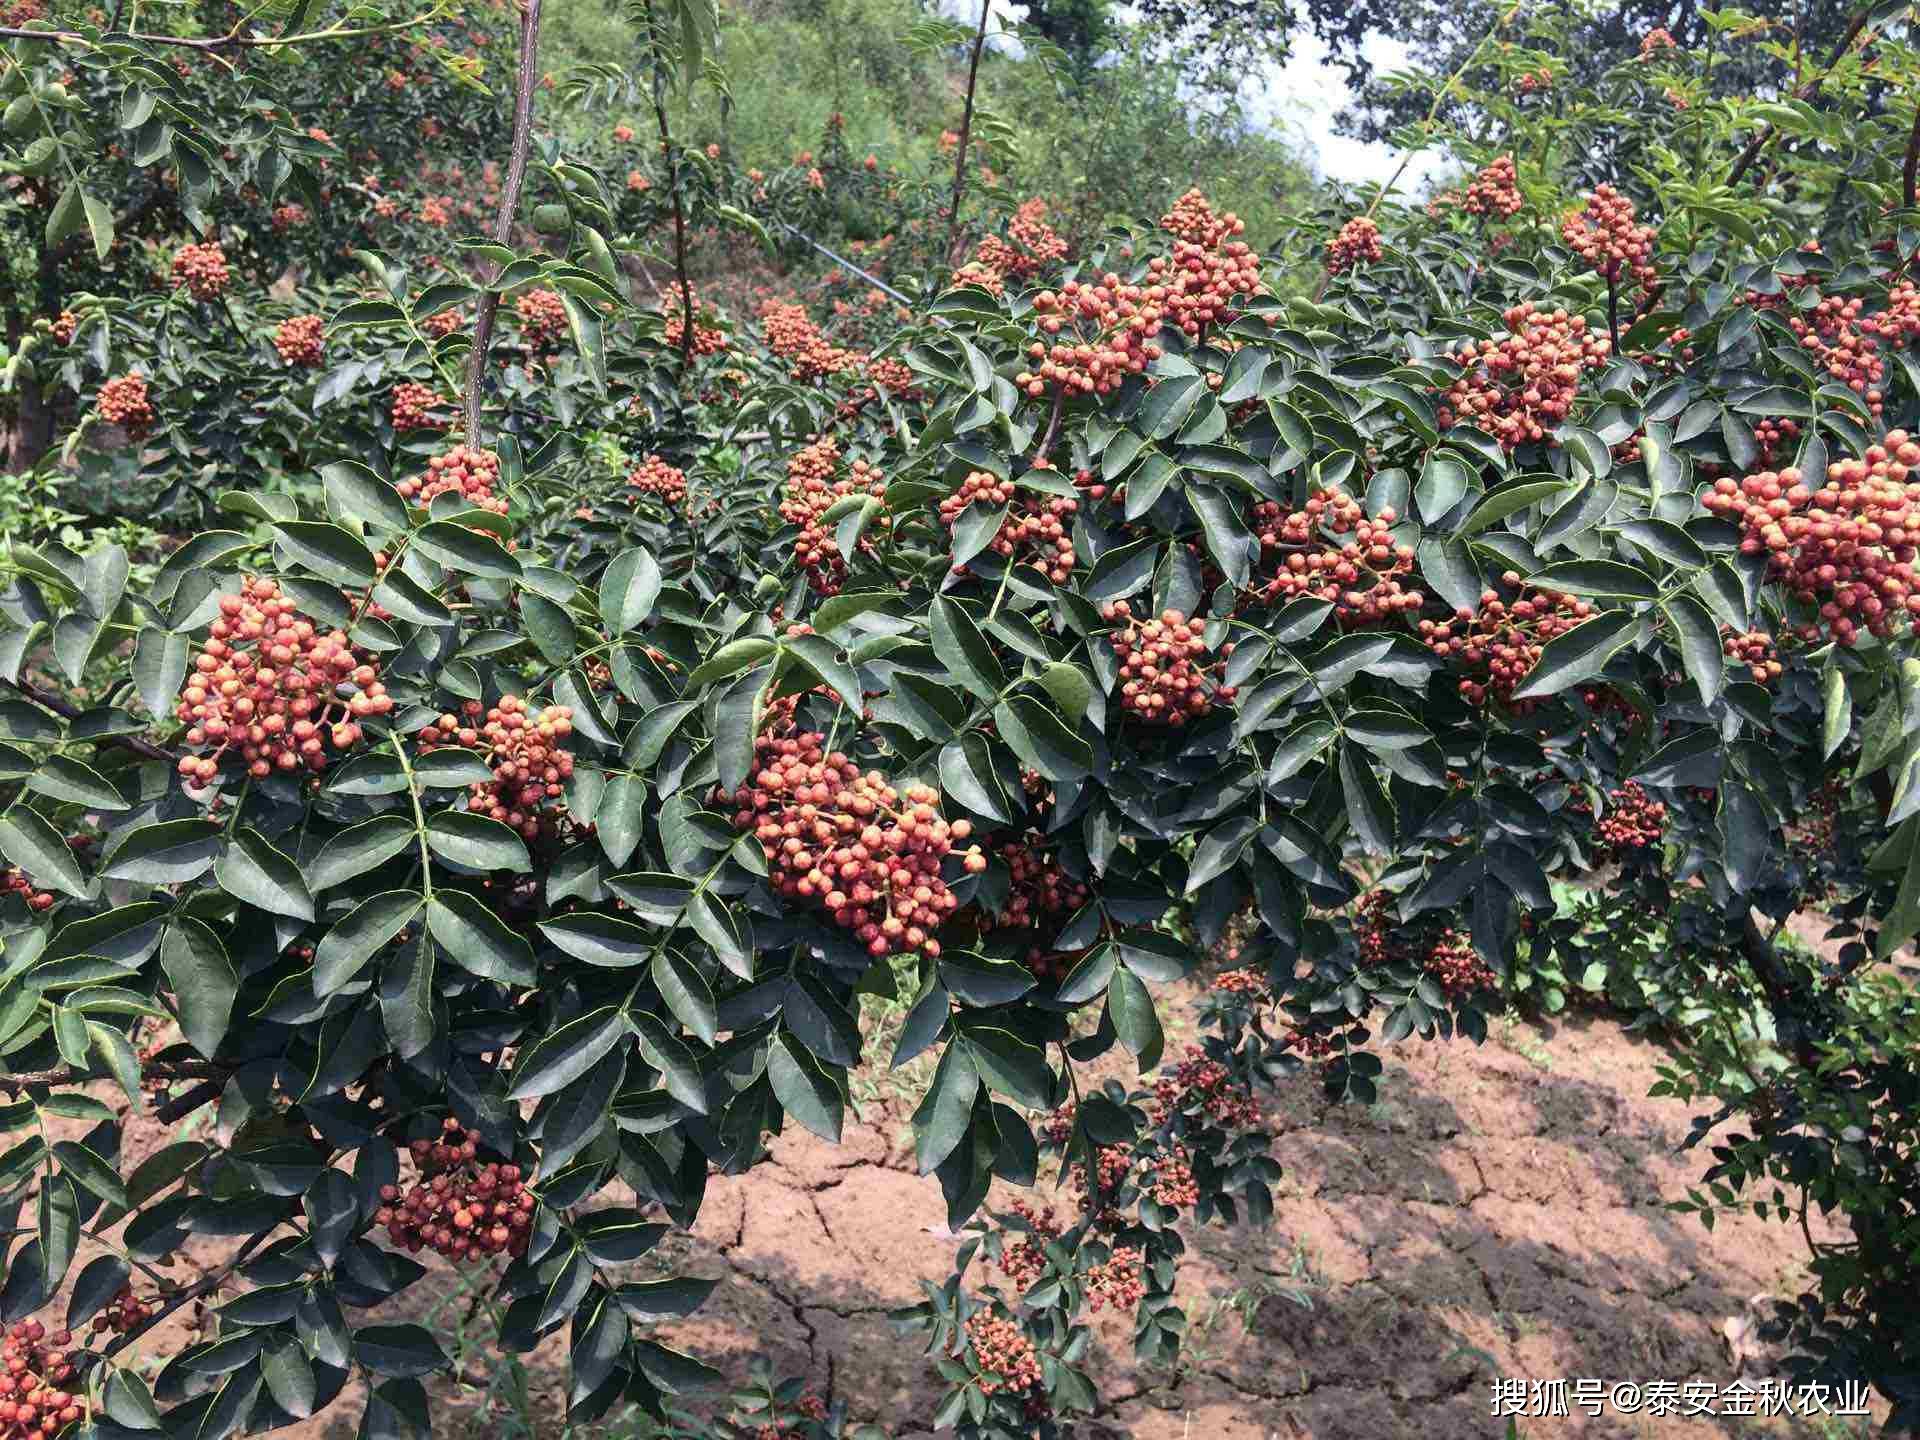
[0,1059,226,1094]
[1726,0,1875,186]
[100,1225,276,1359]
[463,0,545,446]
[0,675,177,763]
[944,0,992,271]
[155,1077,224,1124]
[1030,387,1065,468]
[644,0,695,373]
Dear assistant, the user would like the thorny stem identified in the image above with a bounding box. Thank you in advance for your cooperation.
[1726,0,1877,186]
[645,0,696,374]
[463,0,544,446]
[0,674,177,764]
[1029,388,1065,469]
[943,0,992,271]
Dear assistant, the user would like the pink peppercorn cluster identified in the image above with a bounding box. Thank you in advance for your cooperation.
[375,1118,535,1262]
[1324,215,1383,275]
[1456,155,1524,219]
[1788,295,1886,418]
[995,1199,1061,1291]
[779,438,886,596]
[627,453,688,507]
[175,577,392,785]
[1722,629,1782,685]
[273,314,325,367]
[0,1321,83,1440]
[1016,276,1166,398]
[1,870,53,913]
[938,470,1079,584]
[1593,780,1667,852]
[1436,302,1611,450]
[514,288,568,352]
[418,696,576,841]
[963,1311,1043,1396]
[1701,432,1920,646]
[396,444,507,515]
[1082,1246,1145,1313]
[389,381,449,432]
[97,374,153,437]
[1150,1045,1261,1129]
[1252,487,1421,623]
[1561,185,1658,295]
[170,241,230,300]
[1416,574,1596,706]
[721,727,985,959]
[1104,602,1234,724]
[1156,189,1264,336]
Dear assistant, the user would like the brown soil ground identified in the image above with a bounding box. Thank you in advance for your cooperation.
[49,996,1872,1440]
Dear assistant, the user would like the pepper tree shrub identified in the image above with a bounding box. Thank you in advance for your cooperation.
[3,8,1920,1440]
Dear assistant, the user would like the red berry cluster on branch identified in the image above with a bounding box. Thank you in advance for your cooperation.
[779,438,886,596]
[423,307,465,339]
[1753,416,1802,468]
[1640,26,1676,55]
[1561,185,1657,294]
[1416,575,1597,705]
[1514,68,1552,95]
[174,577,392,785]
[1156,189,1262,335]
[964,1311,1042,1396]
[963,197,1068,290]
[418,696,576,842]
[1150,1046,1260,1129]
[1143,1146,1199,1208]
[996,1200,1061,1291]
[271,203,308,231]
[627,453,688,507]
[88,1286,154,1336]
[514,288,568,353]
[1209,967,1267,999]
[48,311,76,345]
[396,444,506,514]
[1,870,53,913]
[1457,155,1524,219]
[170,242,230,300]
[1702,432,1920,645]
[1788,296,1885,417]
[981,836,1092,982]
[1436,303,1610,450]
[758,300,861,381]
[1723,629,1782,684]
[862,354,918,397]
[0,1321,83,1440]
[1869,279,1920,348]
[1016,276,1167,398]
[273,314,325,367]
[1353,889,1495,999]
[660,286,728,357]
[1593,780,1667,852]
[1105,602,1231,724]
[1325,216,1383,275]
[938,471,1079,584]
[97,374,153,438]
[389,381,449,432]
[375,1119,535,1262]
[721,728,984,959]
[1083,1247,1146,1313]
[1252,487,1421,622]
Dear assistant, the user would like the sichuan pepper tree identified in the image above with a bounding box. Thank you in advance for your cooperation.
[0,4,1919,1439]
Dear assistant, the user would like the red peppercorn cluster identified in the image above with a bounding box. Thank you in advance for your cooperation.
[1144,1146,1199,1208]
[1,870,53,913]
[1016,275,1167,398]
[514,288,568,352]
[1083,1247,1145,1313]
[415,195,453,227]
[1104,602,1232,724]
[174,577,392,785]
[996,1199,1061,1291]
[659,286,727,356]
[273,314,324,367]
[1788,296,1885,417]
[1436,303,1610,450]
[48,311,76,345]
[863,354,918,396]
[1325,216,1383,275]
[376,1118,534,1262]
[0,1321,83,1440]
[1514,68,1552,94]
[938,471,1079,584]
[1424,931,1498,1000]
[721,728,984,958]
[1461,155,1524,219]
[1417,575,1596,705]
[779,438,886,596]
[88,1286,153,1337]
[982,837,1092,982]
[1702,433,1920,645]
[1560,185,1657,295]
[389,381,449,432]
[1640,26,1676,55]
[626,453,688,507]
[964,1311,1042,1396]
[170,241,230,300]
[1154,189,1262,336]
[1251,488,1421,622]
[1753,416,1801,468]
[1870,279,1920,348]
[423,307,465,338]
[396,444,506,514]
[1594,780,1667,852]
[1210,967,1267,998]
[97,374,154,437]
[1150,1045,1260,1129]
[1723,629,1782,684]
[964,197,1069,291]
[758,300,861,381]
[418,696,576,841]
[271,202,308,231]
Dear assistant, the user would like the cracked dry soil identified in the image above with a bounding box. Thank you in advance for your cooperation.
[74,1004,1859,1440]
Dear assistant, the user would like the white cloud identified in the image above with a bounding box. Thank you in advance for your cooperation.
[1251,31,1448,193]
